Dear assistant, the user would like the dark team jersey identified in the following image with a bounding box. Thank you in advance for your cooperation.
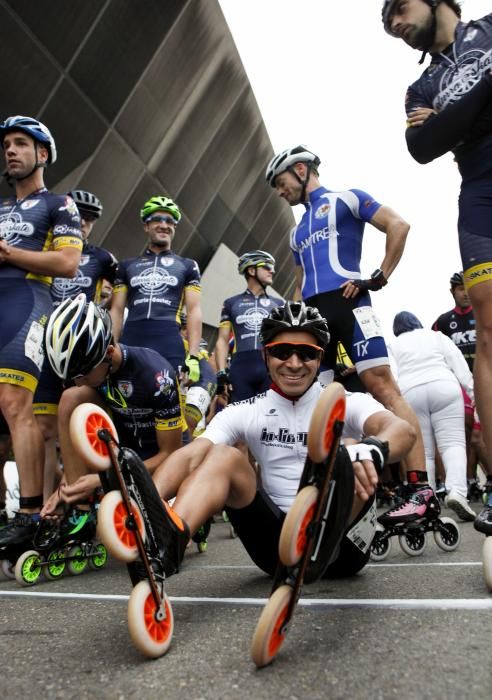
[50,241,117,306]
[432,306,476,371]
[0,189,82,283]
[113,248,201,324]
[96,344,185,458]
[219,289,284,353]
[405,14,492,178]
[290,186,382,297]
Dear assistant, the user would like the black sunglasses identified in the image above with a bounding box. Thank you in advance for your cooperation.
[265,342,323,362]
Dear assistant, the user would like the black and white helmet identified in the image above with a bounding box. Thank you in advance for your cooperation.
[237,250,276,276]
[450,271,464,288]
[260,301,330,348]
[45,294,113,380]
[68,190,103,220]
[265,145,320,187]
[0,115,57,164]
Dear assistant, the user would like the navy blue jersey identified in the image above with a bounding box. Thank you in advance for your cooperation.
[405,14,492,179]
[432,305,476,372]
[290,186,382,298]
[0,189,82,283]
[114,248,201,324]
[96,344,185,458]
[219,290,284,353]
[50,242,117,306]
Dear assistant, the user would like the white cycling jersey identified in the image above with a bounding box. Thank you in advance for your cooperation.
[200,382,387,512]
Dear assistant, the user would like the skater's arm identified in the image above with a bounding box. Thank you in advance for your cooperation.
[362,411,415,463]
[144,427,184,473]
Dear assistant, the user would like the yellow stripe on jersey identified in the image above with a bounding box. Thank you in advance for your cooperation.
[33,402,58,416]
[464,262,492,290]
[0,368,38,392]
[52,236,83,251]
[155,415,187,431]
[112,283,128,294]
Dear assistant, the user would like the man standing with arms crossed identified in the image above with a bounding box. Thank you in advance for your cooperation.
[265,145,431,519]
[382,0,492,533]
[0,116,82,549]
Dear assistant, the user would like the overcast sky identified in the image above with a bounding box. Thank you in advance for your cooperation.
[218,0,490,337]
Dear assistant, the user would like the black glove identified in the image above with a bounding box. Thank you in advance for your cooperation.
[352,268,388,293]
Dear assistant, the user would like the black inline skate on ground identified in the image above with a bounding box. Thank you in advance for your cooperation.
[251,383,357,668]
[0,511,40,579]
[13,506,107,586]
[69,402,189,658]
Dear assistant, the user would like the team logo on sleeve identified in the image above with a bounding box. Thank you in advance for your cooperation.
[117,380,134,398]
[20,200,39,210]
[315,203,330,219]
[154,370,174,397]
[59,196,80,220]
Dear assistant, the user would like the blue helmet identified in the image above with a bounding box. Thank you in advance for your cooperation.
[0,115,57,164]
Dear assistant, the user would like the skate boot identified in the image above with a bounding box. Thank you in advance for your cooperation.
[378,486,440,526]
[0,509,8,528]
[0,512,40,578]
[474,486,492,536]
[191,518,212,553]
[371,479,460,560]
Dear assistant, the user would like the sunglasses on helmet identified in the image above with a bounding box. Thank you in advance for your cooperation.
[264,342,323,362]
[145,214,177,225]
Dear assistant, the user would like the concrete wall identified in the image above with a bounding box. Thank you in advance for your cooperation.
[0,0,296,322]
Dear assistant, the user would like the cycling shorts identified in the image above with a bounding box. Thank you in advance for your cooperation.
[121,319,185,371]
[459,176,492,288]
[0,279,52,392]
[33,361,63,415]
[226,487,374,579]
[305,289,389,374]
[229,349,270,402]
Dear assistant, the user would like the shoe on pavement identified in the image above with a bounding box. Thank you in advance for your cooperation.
[474,491,492,535]
[445,490,475,522]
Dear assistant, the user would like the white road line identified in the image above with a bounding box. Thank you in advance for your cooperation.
[195,562,482,570]
[0,590,491,609]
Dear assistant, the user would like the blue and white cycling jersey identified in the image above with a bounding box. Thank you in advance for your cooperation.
[290,186,381,299]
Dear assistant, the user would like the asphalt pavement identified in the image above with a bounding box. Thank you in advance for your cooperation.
[0,505,490,700]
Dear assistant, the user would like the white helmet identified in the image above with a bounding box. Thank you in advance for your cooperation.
[45,293,112,380]
[265,145,320,187]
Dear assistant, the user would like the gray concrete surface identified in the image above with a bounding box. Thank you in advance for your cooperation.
[0,506,490,700]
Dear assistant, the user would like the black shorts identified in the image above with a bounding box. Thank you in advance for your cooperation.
[306,289,388,374]
[226,487,375,579]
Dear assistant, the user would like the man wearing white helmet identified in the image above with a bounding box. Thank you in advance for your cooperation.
[214,250,284,402]
[266,145,434,523]
[33,188,118,502]
[0,115,82,549]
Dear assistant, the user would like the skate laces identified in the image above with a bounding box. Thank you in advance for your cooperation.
[386,489,429,514]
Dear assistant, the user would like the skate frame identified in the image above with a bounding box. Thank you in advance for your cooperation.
[97,428,167,623]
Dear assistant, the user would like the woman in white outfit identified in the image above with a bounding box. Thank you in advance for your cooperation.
[390,311,475,521]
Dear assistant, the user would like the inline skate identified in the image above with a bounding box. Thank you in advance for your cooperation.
[14,507,107,586]
[370,486,460,561]
[251,383,356,668]
[69,402,189,658]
